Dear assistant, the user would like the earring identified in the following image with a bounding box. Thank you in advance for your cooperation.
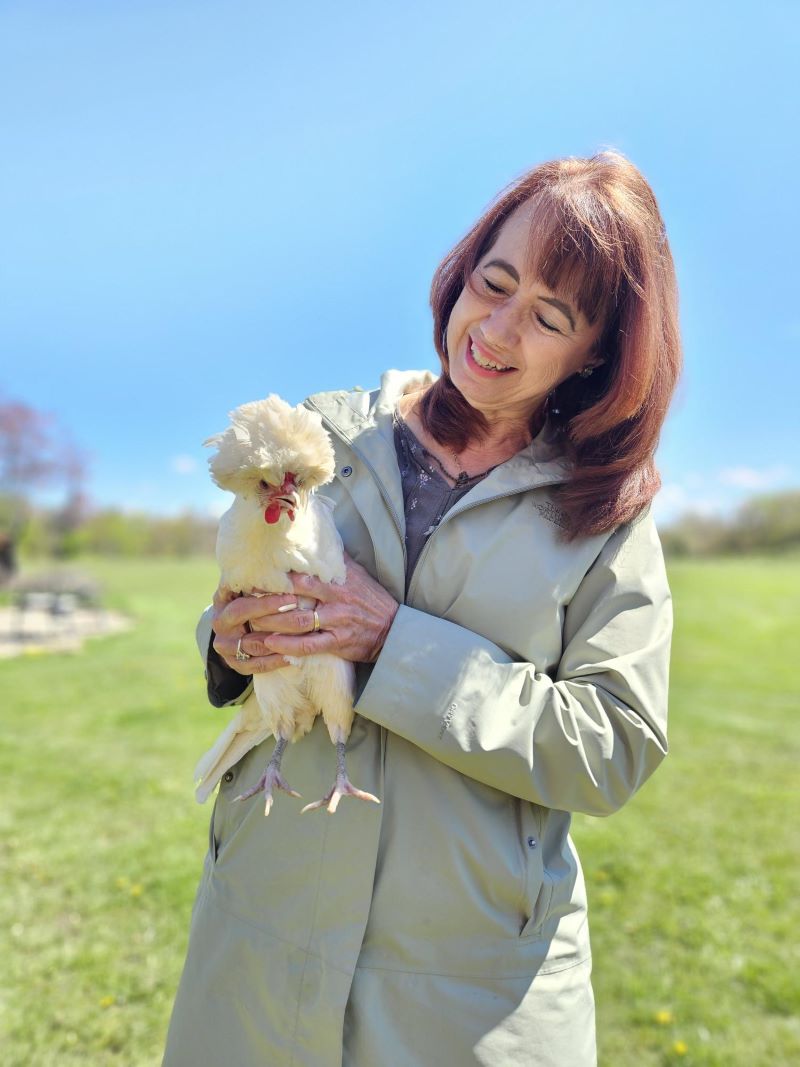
[578,366,594,378]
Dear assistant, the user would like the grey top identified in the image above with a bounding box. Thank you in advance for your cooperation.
[206,408,493,705]
[392,411,494,591]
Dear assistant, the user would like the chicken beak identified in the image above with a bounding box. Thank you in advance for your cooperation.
[285,489,300,522]
[264,489,300,524]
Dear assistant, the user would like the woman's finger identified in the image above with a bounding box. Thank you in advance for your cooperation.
[218,629,292,660]
[289,572,333,602]
[212,584,237,610]
[249,605,321,635]
[218,651,289,675]
[262,630,339,658]
[215,592,299,631]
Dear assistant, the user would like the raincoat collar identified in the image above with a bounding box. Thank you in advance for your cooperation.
[307,369,573,498]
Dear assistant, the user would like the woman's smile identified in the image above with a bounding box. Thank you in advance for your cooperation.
[467,334,516,375]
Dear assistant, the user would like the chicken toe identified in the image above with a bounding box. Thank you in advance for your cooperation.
[301,741,380,814]
[234,737,301,815]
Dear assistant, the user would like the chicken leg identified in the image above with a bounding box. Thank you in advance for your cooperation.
[234,736,301,816]
[301,741,380,815]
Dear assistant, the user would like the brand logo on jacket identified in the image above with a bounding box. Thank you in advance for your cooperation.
[533,500,569,529]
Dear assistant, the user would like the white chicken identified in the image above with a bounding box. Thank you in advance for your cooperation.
[193,394,379,816]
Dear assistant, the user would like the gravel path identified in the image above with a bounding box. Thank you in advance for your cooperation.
[0,606,132,658]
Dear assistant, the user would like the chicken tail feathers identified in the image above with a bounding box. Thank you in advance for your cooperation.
[194,724,273,804]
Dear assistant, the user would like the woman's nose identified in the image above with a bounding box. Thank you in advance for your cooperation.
[482,302,520,351]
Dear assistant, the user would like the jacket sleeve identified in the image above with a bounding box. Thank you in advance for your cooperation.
[355,512,672,816]
[196,605,253,709]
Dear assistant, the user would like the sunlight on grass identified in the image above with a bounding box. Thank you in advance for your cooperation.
[2,556,799,1064]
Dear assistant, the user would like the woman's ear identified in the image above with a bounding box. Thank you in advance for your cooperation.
[587,340,605,370]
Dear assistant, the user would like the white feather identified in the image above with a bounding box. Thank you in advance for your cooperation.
[193,395,356,803]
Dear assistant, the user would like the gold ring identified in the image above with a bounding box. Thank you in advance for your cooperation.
[312,610,321,632]
[235,637,251,662]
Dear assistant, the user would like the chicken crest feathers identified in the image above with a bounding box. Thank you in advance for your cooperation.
[204,395,336,495]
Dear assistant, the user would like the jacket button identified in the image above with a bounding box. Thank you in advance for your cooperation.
[223,771,234,783]
[526,836,537,849]
[341,465,353,477]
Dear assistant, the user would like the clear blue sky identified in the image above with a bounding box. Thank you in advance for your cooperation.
[1,0,798,523]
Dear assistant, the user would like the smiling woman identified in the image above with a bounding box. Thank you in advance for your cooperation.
[426,151,681,535]
[165,150,681,1067]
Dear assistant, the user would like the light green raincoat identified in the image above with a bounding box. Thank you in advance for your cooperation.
[163,370,672,1067]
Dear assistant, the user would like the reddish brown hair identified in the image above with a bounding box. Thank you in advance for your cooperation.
[423,150,682,539]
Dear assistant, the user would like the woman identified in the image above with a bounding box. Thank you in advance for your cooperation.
[164,150,680,1066]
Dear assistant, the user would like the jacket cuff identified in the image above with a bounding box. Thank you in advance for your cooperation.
[206,636,253,708]
[196,603,253,708]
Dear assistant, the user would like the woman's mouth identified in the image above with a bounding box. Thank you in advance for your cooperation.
[467,337,515,376]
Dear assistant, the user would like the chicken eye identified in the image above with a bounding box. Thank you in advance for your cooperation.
[259,479,270,490]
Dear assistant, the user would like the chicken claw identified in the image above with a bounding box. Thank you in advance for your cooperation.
[301,777,380,815]
[301,741,380,814]
[234,737,301,816]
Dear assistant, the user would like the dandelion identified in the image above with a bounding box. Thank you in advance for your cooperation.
[99,995,116,1009]
[673,1039,688,1056]
[115,876,130,890]
[130,883,143,897]
[655,1009,674,1025]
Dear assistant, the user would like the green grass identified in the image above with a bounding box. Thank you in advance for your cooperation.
[572,558,800,1065]
[1,558,219,1066]
[2,556,798,1065]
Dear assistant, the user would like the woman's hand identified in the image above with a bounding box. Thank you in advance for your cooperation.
[210,585,302,675]
[250,554,399,666]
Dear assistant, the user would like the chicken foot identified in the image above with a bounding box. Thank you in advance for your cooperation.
[301,741,380,815]
[234,736,301,816]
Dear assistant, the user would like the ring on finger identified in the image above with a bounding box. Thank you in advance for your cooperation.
[235,637,251,662]
[312,610,321,633]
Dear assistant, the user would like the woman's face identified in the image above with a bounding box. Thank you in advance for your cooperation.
[445,201,604,430]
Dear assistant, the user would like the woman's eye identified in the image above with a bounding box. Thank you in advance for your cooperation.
[536,314,559,334]
[482,275,506,295]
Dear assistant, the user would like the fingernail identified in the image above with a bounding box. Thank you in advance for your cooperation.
[277,603,297,613]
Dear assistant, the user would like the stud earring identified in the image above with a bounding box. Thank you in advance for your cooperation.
[578,366,594,378]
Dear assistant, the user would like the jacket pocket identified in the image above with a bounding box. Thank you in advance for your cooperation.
[207,766,238,865]
[208,795,219,864]
[518,802,554,939]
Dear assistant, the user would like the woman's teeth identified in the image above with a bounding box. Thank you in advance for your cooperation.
[471,343,511,371]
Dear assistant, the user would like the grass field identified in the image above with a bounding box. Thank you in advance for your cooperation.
[1,556,798,1066]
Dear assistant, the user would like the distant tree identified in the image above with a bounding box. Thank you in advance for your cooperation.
[727,490,800,552]
[0,396,88,575]
[0,399,60,493]
[661,489,800,557]
[659,512,730,557]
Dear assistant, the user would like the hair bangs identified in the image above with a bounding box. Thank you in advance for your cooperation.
[521,190,625,329]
